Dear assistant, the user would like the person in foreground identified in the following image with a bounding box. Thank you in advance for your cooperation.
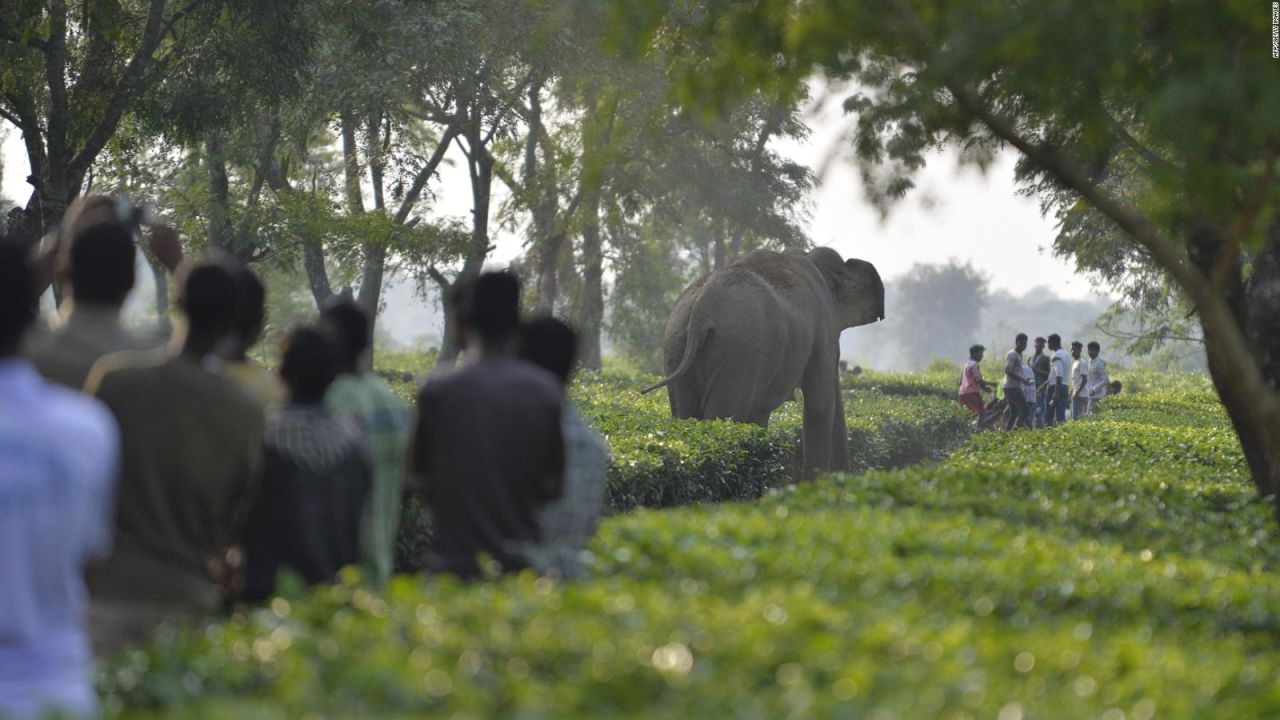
[84,260,264,655]
[222,264,285,409]
[1070,340,1089,421]
[320,299,410,587]
[242,326,371,601]
[26,194,182,389]
[0,242,120,720]
[407,272,565,578]
[517,316,611,580]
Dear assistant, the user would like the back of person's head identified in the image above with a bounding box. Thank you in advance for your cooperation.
[179,261,238,339]
[1088,341,1101,352]
[1047,333,1062,348]
[969,343,985,359]
[279,325,338,404]
[518,316,578,386]
[468,271,521,342]
[69,222,136,306]
[231,265,267,353]
[0,241,36,354]
[320,297,370,372]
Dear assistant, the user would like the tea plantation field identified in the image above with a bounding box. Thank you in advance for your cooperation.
[100,366,1280,718]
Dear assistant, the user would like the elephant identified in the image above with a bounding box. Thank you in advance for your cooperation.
[641,247,884,479]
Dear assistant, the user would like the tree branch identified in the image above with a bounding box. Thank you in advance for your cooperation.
[1100,106,1176,173]
[1214,136,1280,291]
[393,124,460,224]
[67,0,169,181]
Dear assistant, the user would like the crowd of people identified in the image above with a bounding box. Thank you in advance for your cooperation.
[0,195,610,720]
[957,333,1115,429]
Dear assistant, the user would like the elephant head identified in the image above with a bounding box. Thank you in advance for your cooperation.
[807,247,885,328]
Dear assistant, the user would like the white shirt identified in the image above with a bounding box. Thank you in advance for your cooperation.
[1087,356,1110,399]
[0,360,119,720]
[1047,348,1071,385]
[1071,357,1089,394]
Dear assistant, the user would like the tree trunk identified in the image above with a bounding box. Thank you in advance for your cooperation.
[438,122,496,364]
[205,131,234,253]
[1189,221,1280,504]
[357,113,387,366]
[578,198,604,370]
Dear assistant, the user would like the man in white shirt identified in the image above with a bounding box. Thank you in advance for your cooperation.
[1086,341,1111,414]
[0,242,120,720]
[1070,341,1089,421]
[1044,333,1071,427]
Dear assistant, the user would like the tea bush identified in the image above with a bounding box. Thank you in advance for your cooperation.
[100,370,1280,718]
[375,355,973,512]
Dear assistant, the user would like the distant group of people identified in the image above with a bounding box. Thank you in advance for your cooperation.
[0,195,609,720]
[958,333,1114,429]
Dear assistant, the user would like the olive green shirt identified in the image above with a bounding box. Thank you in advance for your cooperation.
[26,303,161,390]
[326,373,410,586]
[85,354,264,611]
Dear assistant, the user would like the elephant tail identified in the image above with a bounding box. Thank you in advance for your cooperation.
[640,319,714,394]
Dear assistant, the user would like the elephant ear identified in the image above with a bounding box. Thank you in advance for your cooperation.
[835,258,885,328]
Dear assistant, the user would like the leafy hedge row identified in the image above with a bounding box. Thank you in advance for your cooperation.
[99,373,1280,717]
[377,354,973,513]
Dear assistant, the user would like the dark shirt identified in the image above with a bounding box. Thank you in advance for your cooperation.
[1032,353,1051,388]
[243,405,372,601]
[410,356,565,578]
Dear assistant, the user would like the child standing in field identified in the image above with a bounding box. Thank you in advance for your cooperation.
[957,344,994,418]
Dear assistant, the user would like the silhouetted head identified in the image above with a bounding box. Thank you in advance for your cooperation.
[178,260,238,347]
[1070,340,1083,359]
[229,264,267,358]
[0,241,37,357]
[807,248,885,328]
[518,316,578,387]
[1033,336,1046,355]
[456,271,521,348]
[1014,333,1028,354]
[1047,334,1062,350]
[969,344,985,362]
[279,325,338,404]
[1088,341,1101,359]
[320,298,370,375]
[68,222,136,308]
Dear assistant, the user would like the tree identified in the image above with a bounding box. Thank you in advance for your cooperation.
[889,261,987,370]
[609,0,1280,512]
[0,0,270,248]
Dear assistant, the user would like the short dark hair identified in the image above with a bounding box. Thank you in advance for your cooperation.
[518,316,578,386]
[179,261,238,338]
[1015,333,1028,344]
[1047,333,1062,347]
[0,241,36,352]
[969,343,985,358]
[231,265,267,350]
[1070,340,1083,349]
[1034,336,1046,344]
[320,298,370,368]
[279,325,338,404]
[467,271,521,341]
[69,223,135,305]
[1088,341,1101,352]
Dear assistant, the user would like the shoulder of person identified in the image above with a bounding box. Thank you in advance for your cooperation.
[85,348,168,394]
[42,382,119,446]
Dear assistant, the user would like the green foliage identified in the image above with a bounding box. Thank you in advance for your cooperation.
[98,372,1280,717]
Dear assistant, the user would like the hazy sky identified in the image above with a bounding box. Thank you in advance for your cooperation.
[0,91,1108,343]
